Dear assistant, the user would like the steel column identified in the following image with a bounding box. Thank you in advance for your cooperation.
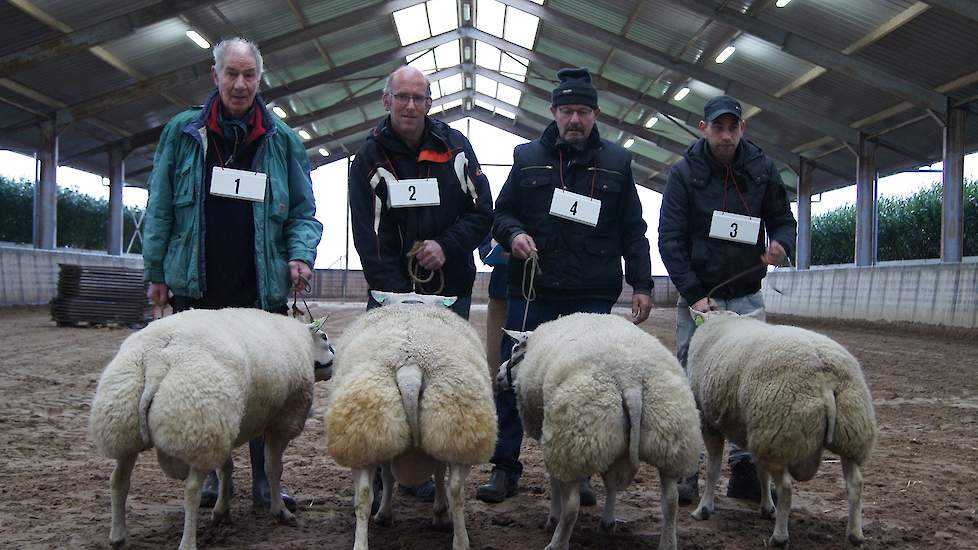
[942,103,966,262]
[107,145,125,255]
[34,119,58,249]
[796,159,813,270]
[855,134,877,266]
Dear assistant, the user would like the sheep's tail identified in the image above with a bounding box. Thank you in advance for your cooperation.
[822,383,838,446]
[396,360,424,447]
[137,368,163,447]
[622,386,643,469]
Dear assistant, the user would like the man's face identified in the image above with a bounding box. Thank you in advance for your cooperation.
[383,69,431,141]
[699,114,745,164]
[550,104,598,144]
[211,46,259,118]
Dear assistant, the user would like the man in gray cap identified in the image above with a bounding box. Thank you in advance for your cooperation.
[658,95,797,505]
[477,67,653,505]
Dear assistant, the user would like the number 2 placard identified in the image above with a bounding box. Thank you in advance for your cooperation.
[389,178,440,208]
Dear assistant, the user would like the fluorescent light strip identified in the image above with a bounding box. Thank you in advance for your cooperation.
[186,30,210,49]
[298,129,312,140]
[272,106,288,119]
[674,87,690,101]
[623,138,635,149]
[715,45,736,64]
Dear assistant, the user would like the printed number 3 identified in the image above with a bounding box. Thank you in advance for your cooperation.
[729,222,738,238]
[570,201,578,215]
[408,185,416,200]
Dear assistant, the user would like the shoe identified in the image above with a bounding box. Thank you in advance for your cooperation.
[249,438,297,512]
[677,473,699,506]
[579,479,596,506]
[726,458,776,504]
[476,469,518,503]
[199,470,228,509]
[399,479,436,503]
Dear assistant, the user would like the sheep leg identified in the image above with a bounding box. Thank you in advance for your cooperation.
[447,463,471,550]
[352,467,373,550]
[264,433,296,526]
[692,431,724,520]
[177,467,207,550]
[211,458,233,526]
[109,453,137,549]
[768,468,792,547]
[373,463,394,526]
[545,478,578,550]
[545,475,561,531]
[599,477,618,533]
[841,458,865,546]
[432,462,451,531]
[658,473,679,550]
[758,464,776,518]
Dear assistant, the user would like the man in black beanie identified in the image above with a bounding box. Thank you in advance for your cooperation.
[477,68,653,506]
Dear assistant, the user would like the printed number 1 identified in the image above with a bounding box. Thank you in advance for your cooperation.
[234,178,241,194]
[729,222,738,238]
[408,185,417,200]
[570,201,578,215]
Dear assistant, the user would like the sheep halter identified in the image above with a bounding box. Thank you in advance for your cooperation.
[520,252,540,331]
[406,240,445,295]
[291,273,314,322]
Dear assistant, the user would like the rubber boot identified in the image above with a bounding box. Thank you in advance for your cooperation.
[250,437,297,512]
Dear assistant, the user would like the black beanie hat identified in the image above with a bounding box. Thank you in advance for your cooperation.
[551,67,598,109]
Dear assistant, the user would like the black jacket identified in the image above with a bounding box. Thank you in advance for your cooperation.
[349,116,493,297]
[658,138,797,304]
[493,122,653,302]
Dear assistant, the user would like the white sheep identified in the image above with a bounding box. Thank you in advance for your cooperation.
[500,313,703,550]
[324,291,496,550]
[686,310,877,547]
[89,308,335,550]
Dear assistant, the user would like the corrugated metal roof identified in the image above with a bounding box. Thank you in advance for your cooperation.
[28,0,159,30]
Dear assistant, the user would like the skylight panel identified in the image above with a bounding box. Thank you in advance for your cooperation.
[475,99,495,111]
[434,41,461,68]
[427,0,459,35]
[500,54,527,81]
[496,107,516,119]
[503,7,539,50]
[476,0,505,38]
[430,81,443,100]
[496,82,521,106]
[408,50,437,73]
[476,41,501,70]
[475,74,497,97]
[393,4,431,46]
[439,73,464,95]
[442,98,463,111]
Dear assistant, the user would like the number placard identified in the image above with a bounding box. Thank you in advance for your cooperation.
[210,167,267,202]
[549,188,601,226]
[709,210,761,244]
[389,178,440,208]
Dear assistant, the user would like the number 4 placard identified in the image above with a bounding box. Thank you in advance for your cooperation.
[389,178,440,208]
[549,188,601,226]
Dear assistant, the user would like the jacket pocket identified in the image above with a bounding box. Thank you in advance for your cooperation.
[173,157,196,206]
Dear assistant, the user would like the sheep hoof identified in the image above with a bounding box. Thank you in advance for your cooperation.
[691,506,711,521]
[760,505,776,519]
[768,533,789,547]
[276,509,297,527]
[110,537,129,550]
[848,533,865,546]
[599,519,617,534]
[210,510,231,526]
[372,512,392,526]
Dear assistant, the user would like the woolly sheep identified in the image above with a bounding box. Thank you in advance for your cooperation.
[686,310,876,547]
[500,313,702,550]
[324,292,496,550]
[89,308,335,550]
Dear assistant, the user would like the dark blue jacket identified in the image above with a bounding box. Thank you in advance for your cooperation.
[658,138,796,304]
[492,122,653,302]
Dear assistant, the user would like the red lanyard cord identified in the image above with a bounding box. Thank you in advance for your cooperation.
[721,163,752,216]
[557,150,598,198]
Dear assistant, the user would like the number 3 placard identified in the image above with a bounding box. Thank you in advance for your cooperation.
[709,210,761,244]
[389,178,440,208]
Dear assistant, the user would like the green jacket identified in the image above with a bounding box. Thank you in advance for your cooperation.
[142,99,323,311]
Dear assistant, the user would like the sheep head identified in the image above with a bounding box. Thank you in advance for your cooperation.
[497,329,532,390]
[689,307,764,327]
[308,316,335,381]
[370,290,458,308]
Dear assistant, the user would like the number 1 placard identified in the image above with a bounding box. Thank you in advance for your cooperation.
[210,167,267,202]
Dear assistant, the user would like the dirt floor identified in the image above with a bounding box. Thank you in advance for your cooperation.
[1,302,977,550]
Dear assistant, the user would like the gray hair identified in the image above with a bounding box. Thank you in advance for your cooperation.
[383,66,432,97]
[213,37,264,78]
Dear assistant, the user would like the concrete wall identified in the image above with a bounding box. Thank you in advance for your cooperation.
[763,259,978,328]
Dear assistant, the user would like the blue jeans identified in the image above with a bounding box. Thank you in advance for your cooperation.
[366,292,472,320]
[490,297,615,481]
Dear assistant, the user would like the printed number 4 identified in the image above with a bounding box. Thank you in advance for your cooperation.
[570,201,578,215]
[729,222,738,238]
[408,185,417,200]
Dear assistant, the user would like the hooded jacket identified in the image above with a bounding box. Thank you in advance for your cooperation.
[492,122,653,302]
[658,138,796,304]
[348,116,493,297]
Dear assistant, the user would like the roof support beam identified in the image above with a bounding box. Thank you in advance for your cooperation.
[679,0,947,113]
[923,0,978,23]
[0,0,212,76]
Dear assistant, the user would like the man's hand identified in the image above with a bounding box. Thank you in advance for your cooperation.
[691,297,718,313]
[147,282,169,307]
[289,260,313,291]
[761,240,786,266]
[415,240,446,271]
[510,233,537,260]
[631,293,651,324]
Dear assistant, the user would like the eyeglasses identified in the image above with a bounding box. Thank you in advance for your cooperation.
[556,106,595,118]
[391,93,431,105]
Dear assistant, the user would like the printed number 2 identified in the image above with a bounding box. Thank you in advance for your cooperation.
[570,201,578,215]
[729,222,738,238]
[234,178,241,194]
[408,185,417,200]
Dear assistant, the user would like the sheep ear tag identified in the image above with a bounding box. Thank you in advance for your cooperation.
[308,316,327,333]
[441,296,458,307]
[369,290,388,303]
[690,308,707,327]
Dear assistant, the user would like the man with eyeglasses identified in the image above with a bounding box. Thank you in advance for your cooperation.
[348,65,493,502]
[478,67,653,505]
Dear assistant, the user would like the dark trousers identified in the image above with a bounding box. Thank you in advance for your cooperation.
[490,296,614,481]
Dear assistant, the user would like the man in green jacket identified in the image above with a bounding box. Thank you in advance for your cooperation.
[142,37,323,512]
